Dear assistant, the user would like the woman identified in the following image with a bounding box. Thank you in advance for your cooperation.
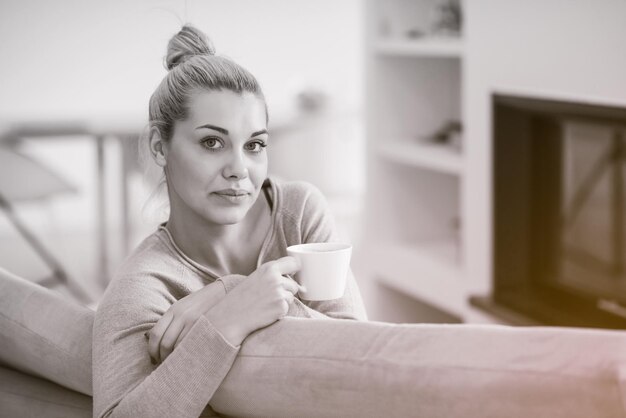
[92,25,367,418]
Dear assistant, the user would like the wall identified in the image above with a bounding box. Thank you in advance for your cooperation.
[463,0,626,300]
[0,0,363,121]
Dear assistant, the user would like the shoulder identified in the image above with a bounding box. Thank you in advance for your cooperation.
[269,177,337,243]
[271,177,329,219]
[97,230,181,312]
[113,229,178,282]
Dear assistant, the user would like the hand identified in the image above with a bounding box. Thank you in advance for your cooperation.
[147,281,226,364]
[206,256,303,346]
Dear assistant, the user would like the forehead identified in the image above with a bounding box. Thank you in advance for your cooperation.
[185,89,266,129]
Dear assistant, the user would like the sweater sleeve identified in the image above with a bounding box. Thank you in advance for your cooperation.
[92,276,240,418]
[298,184,368,321]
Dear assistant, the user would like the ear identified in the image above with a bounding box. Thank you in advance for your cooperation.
[149,128,168,167]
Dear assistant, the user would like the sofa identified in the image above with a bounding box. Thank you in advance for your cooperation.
[2,266,626,418]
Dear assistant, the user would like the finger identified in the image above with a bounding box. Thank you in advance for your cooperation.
[279,292,293,317]
[148,312,173,364]
[176,323,193,349]
[174,308,203,349]
[267,256,301,276]
[282,275,305,295]
[283,289,295,305]
[285,274,306,293]
[159,317,186,363]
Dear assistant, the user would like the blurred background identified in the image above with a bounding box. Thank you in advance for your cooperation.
[1,0,625,327]
[0,0,371,310]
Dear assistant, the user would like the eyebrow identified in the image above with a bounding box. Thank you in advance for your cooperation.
[196,124,228,135]
[195,124,268,137]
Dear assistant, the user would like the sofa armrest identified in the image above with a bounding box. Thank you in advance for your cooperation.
[0,268,93,395]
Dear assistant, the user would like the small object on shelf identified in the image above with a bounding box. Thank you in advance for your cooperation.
[406,28,426,39]
[296,88,328,114]
[428,0,462,37]
[421,120,463,151]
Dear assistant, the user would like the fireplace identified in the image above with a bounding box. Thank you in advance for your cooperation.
[491,94,626,329]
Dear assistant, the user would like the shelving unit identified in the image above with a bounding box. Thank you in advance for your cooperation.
[375,37,463,58]
[364,0,465,321]
[371,241,464,315]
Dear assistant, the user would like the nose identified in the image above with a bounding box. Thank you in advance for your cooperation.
[222,149,249,180]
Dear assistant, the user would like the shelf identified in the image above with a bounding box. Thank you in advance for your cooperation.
[370,241,464,316]
[375,37,463,58]
[376,140,463,175]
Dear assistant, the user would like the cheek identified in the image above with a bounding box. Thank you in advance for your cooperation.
[250,155,268,181]
[167,154,218,192]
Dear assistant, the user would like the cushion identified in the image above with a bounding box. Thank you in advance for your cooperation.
[213,319,626,417]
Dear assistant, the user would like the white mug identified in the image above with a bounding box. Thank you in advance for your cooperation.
[286,242,352,301]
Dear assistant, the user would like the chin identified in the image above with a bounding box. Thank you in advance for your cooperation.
[210,207,249,225]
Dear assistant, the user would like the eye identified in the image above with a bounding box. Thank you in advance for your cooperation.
[245,140,268,153]
[201,137,224,151]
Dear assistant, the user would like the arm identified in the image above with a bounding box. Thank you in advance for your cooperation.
[95,258,302,418]
[92,276,239,418]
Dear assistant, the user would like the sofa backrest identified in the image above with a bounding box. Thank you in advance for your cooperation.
[0,268,94,395]
[3,266,626,417]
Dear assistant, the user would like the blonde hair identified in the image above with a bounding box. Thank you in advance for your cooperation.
[148,25,267,143]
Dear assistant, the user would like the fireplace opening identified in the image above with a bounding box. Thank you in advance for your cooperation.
[490,94,626,328]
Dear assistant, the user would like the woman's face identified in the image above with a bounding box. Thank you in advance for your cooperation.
[163,89,268,226]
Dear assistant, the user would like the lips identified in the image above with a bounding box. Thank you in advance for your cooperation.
[213,189,250,196]
[212,189,251,204]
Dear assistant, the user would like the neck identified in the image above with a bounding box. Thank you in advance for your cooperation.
[166,192,268,271]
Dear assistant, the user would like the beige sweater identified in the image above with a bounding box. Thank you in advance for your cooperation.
[92,177,367,418]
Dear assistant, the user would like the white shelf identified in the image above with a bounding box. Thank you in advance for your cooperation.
[365,1,466,320]
[376,140,463,175]
[375,37,463,58]
[370,241,464,316]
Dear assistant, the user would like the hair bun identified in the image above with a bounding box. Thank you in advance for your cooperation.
[165,25,216,70]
